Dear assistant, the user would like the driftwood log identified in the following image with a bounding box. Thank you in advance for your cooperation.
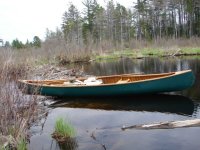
[122,119,200,130]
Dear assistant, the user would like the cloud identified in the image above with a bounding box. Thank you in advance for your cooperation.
[0,0,134,43]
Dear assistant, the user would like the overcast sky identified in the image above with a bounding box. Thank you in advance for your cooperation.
[0,0,135,43]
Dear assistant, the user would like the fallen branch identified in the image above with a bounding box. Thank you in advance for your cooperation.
[122,119,200,130]
[170,49,181,57]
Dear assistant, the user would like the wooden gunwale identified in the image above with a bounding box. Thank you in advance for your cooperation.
[19,70,192,88]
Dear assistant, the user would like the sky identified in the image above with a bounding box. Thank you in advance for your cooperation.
[0,0,135,43]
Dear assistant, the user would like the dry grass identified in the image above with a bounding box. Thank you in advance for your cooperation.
[129,37,200,50]
[2,37,200,67]
[0,49,44,149]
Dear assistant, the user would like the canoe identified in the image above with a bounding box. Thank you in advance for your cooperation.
[18,70,195,97]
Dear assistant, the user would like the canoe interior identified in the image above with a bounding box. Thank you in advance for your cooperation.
[98,72,174,84]
[24,72,175,86]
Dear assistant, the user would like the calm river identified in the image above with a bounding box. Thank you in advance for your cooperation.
[29,56,200,150]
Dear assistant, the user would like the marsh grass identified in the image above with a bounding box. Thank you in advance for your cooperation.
[180,47,200,54]
[95,38,200,60]
[0,73,39,149]
[16,138,27,150]
[2,37,200,65]
[55,52,91,65]
[52,118,76,143]
[0,49,43,149]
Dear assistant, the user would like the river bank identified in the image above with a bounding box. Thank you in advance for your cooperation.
[95,47,200,60]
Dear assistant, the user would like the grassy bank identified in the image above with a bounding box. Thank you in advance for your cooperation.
[2,38,200,67]
[94,38,200,60]
[95,47,200,60]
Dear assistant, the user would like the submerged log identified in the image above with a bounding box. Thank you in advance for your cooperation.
[122,119,200,130]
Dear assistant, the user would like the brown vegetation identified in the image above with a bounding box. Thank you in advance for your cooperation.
[37,38,200,64]
[0,49,46,149]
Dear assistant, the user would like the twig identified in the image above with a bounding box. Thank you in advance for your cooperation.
[89,130,107,150]
[90,131,96,140]
[40,112,48,135]
[170,49,181,57]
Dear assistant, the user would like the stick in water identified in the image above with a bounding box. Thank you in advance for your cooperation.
[122,119,200,130]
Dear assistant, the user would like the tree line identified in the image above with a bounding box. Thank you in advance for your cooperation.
[4,0,199,50]
[60,0,200,48]
[3,36,41,49]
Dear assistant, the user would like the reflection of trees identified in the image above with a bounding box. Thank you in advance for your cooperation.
[180,57,200,100]
[83,56,200,99]
[84,57,189,75]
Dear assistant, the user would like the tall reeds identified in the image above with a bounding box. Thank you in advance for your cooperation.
[0,49,41,149]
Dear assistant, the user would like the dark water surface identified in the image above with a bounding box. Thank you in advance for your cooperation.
[29,57,200,150]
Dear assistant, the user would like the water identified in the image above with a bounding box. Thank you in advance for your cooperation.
[29,57,200,150]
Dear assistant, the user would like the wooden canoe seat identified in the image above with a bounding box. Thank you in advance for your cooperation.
[116,79,130,84]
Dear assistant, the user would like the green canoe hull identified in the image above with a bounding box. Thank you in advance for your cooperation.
[20,70,195,97]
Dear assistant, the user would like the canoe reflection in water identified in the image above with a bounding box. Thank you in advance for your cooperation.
[51,94,195,116]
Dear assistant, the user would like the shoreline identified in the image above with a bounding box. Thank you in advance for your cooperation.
[94,47,200,61]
